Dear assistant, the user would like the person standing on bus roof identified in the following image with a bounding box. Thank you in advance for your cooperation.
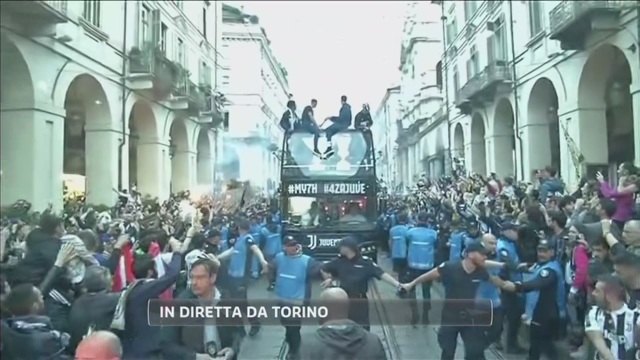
[319,95,352,158]
[280,100,299,132]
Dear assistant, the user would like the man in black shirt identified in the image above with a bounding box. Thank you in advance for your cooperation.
[300,99,322,156]
[402,241,506,360]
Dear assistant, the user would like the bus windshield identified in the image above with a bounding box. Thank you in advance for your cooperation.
[284,131,373,178]
[286,194,376,228]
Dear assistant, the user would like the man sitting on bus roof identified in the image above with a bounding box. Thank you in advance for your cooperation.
[318,95,352,158]
[300,99,322,156]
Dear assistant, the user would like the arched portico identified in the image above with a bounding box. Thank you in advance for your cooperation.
[0,33,40,208]
[196,128,214,187]
[489,99,516,177]
[469,113,487,175]
[577,43,636,178]
[524,77,561,181]
[169,118,193,192]
[63,74,115,205]
[128,100,162,197]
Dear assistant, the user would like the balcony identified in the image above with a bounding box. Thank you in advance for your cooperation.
[549,1,632,50]
[455,63,512,115]
[1,1,69,25]
[200,94,225,126]
[127,43,184,98]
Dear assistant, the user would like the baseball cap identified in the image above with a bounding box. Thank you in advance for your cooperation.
[465,241,487,255]
[537,238,556,250]
[339,236,359,251]
[283,235,298,247]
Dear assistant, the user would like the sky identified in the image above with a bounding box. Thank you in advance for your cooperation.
[225,1,407,119]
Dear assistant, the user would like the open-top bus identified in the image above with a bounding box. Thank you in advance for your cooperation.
[279,129,378,261]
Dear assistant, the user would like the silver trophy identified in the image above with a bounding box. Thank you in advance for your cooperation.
[334,134,351,171]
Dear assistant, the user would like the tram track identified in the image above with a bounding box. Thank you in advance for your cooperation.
[276,280,401,359]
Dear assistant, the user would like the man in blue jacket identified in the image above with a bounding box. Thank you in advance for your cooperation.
[319,95,352,158]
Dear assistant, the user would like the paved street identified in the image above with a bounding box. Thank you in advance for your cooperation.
[237,253,522,359]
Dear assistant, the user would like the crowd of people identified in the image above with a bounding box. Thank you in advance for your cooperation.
[1,162,640,360]
[379,163,640,360]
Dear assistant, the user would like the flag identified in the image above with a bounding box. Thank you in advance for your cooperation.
[112,243,135,292]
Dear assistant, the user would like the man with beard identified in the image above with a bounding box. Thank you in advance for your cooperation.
[402,241,507,360]
[585,275,639,360]
[502,238,567,360]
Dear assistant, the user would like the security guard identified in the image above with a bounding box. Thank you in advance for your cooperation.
[271,236,319,359]
[502,238,567,360]
[405,211,438,325]
[321,237,402,331]
[449,218,481,261]
[389,212,410,275]
[217,218,269,337]
[249,216,264,278]
[261,219,283,291]
[496,221,525,354]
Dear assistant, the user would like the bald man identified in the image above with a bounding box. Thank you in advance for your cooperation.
[75,331,122,360]
[623,220,640,255]
[300,288,387,360]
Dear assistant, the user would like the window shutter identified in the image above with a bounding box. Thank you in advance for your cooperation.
[150,10,160,49]
[487,35,495,64]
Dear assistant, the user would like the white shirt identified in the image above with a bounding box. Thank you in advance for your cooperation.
[585,304,639,360]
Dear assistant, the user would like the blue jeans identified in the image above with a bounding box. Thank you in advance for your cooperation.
[322,122,349,144]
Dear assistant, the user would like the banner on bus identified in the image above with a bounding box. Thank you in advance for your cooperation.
[285,181,368,195]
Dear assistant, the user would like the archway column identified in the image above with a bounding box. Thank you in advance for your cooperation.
[632,83,640,167]
[135,135,170,199]
[84,121,121,206]
[0,102,65,211]
[173,150,197,192]
[486,134,513,177]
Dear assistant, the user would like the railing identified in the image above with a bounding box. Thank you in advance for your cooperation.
[457,63,512,103]
[128,42,182,87]
[549,1,631,35]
